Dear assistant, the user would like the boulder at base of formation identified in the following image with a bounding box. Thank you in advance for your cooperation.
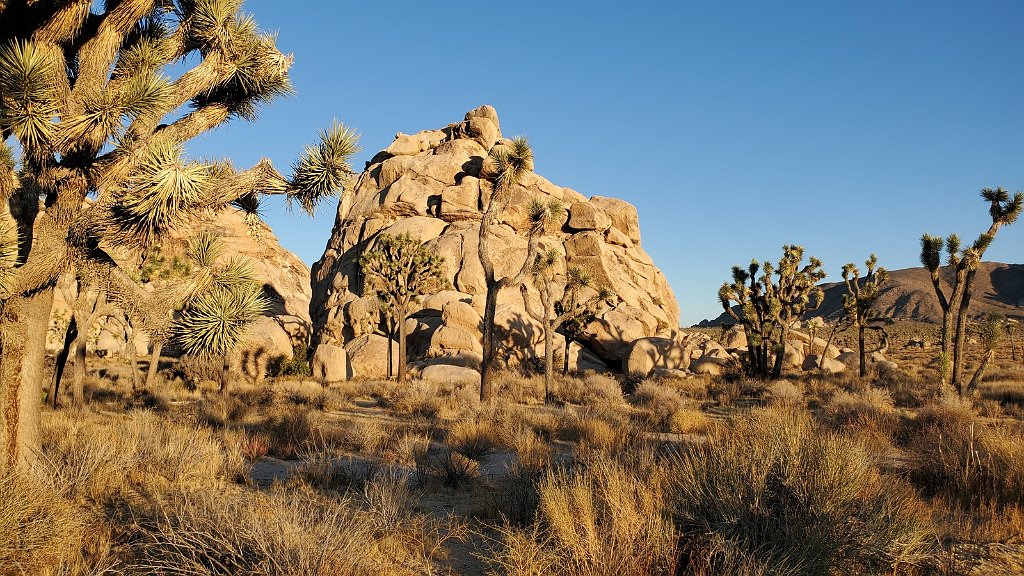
[421,364,480,388]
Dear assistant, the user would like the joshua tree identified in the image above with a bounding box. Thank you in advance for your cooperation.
[477,138,559,402]
[0,1,358,470]
[1007,318,1019,362]
[841,254,889,378]
[520,250,610,403]
[967,313,1004,392]
[359,233,447,382]
[719,245,825,378]
[921,188,1022,393]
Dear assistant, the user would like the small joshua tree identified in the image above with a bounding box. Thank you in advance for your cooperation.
[921,188,1022,393]
[520,250,610,403]
[842,254,889,378]
[1007,318,1020,362]
[477,138,561,401]
[719,245,825,378]
[359,233,447,382]
[967,313,1004,392]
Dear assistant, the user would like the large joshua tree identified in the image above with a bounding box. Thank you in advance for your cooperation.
[719,245,825,378]
[359,233,447,383]
[0,0,358,470]
[841,254,888,378]
[477,138,559,402]
[920,188,1022,393]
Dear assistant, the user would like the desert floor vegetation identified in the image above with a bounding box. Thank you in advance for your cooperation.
[4,329,1024,575]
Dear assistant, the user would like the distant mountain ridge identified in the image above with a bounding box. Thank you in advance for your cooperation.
[696,262,1024,327]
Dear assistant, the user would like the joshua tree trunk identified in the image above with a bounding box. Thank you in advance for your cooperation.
[563,333,571,375]
[967,348,995,394]
[480,283,500,402]
[0,289,55,471]
[219,352,231,394]
[71,324,88,408]
[858,323,867,378]
[953,270,979,394]
[543,322,554,403]
[397,310,409,382]
[145,341,163,389]
[50,318,78,408]
[771,325,788,379]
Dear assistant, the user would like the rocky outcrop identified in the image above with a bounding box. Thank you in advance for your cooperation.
[310,106,680,376]
[48,209,313,382]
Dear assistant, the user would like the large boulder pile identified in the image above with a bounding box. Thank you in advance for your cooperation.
[310,106,680,378]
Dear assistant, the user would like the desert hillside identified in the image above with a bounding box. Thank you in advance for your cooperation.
[699,261,1024,326]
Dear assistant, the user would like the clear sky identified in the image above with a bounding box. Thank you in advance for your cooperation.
[183,1,1024,326]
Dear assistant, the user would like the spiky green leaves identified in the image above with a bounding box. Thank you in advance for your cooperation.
[980,187,1023,226]
[187,230,223,269]
[0,40,61,155]
[174,282,268,357]
[107,141,211,250]
[527,198,565,235]
[483,136,534,206]
[842,254,888,325]
[289,121,360,215]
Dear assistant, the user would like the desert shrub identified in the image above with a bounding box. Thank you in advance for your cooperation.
[824,387,901,446]
[173,355,222,389]
[554,372,624,406]
[118,485,436,575]
[234,386,276,408]
[0,472,85,574]
[195,393,250,426]
[910,404,1024,508]
[447,418,504,461]
[387,432,431,467]
[416,448,479,488]
[271,343,313,377]
[667,408,713,435]
[558,413,620,453]
[361,469,416,533]
[669,405,934,576]
[661,375,710,400]
[506,425,553,477]
[766,379,804,405]
[391,380,446,418]
[266,407,314,458]
[630,381,713,435]
[488,457,678,576]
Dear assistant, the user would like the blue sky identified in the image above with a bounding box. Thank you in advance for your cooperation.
[184,1,1024,326]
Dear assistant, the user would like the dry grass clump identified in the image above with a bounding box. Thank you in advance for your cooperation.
[630,381,713,435]
[417,449,480,487]
[766,379,804,405]
[670,405,934,576]
[0,472,86,574]
[979,380,1024,409]
[494,371,546,404]
[41,410,228,501]
[911,399,1024,508]
[553,372,624,406]
[447,418,505,461]
[119,485,441,575]
[824,387,901,446]
[265,406,315,458]
[487,457,678,576]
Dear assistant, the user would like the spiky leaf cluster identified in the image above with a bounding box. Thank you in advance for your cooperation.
[290,121,360,215]
[172,232,267,356]
[482,136,534,207]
